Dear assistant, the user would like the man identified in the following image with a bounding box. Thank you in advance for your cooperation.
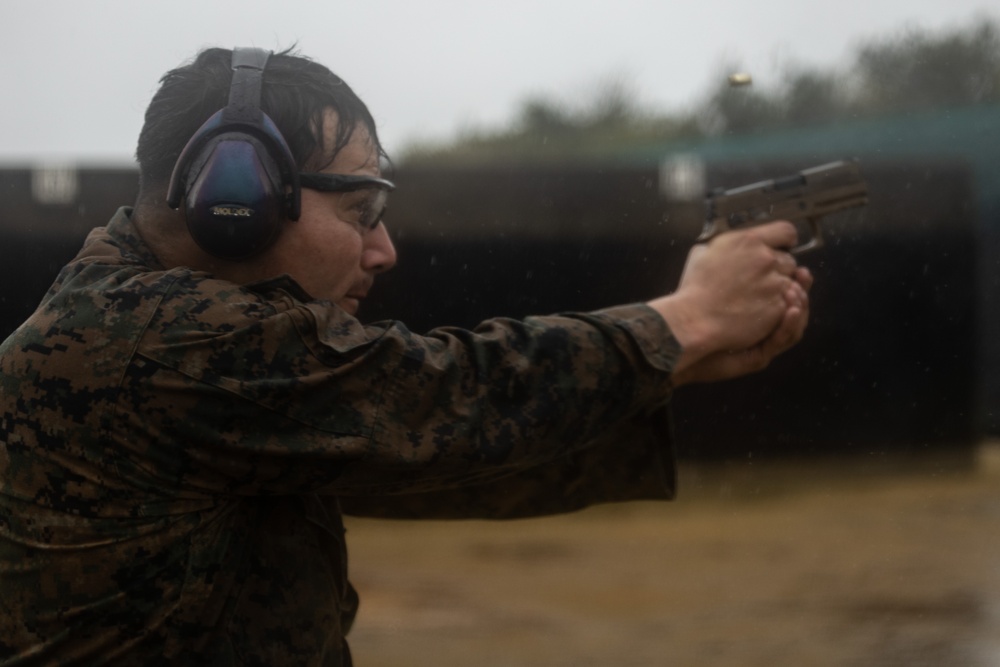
[0,47,811,665]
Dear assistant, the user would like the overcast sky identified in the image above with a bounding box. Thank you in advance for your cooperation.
[2,0,997,164]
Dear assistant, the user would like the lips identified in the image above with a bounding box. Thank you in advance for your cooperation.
[346,279,373,303]
[344,291,368,304]
[341,282,372,315]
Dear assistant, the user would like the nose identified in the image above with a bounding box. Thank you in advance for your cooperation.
[362,221,398,274]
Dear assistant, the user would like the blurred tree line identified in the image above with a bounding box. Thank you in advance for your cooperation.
[401,17,1000,164]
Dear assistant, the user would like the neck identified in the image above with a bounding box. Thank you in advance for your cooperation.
[133,194,194,269]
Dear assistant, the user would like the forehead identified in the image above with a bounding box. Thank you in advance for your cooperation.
[312,108,379,174]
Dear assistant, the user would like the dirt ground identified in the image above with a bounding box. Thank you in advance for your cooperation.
[344,445,1000,667]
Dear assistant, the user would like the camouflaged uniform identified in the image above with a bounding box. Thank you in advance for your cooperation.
[0,207,681,666]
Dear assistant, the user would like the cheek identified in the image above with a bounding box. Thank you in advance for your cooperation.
[291,192,367,296]
[295,226,365,296]
[322,226,364,266]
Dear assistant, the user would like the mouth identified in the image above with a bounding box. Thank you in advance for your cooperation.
[341,291,368,315]
[341,278,373,315]
[345,291,368,302]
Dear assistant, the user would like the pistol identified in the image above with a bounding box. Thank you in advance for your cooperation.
[700,160,869,254]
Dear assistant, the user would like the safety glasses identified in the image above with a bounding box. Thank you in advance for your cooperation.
[299,173,396,231]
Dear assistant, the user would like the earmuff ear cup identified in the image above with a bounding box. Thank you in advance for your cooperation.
[181,132,285,260]
[165,48,301,260]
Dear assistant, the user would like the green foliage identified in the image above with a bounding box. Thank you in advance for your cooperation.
[854,21,1000,113]
[696,18,1000,136]
[401,17,1000,165]
[401,76,702,166]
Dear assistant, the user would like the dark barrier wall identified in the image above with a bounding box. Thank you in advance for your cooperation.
[0,166,139,337]
[0,160,978,459]
[366,160,978,459]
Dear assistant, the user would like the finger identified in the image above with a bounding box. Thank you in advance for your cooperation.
[774,250,798,277]
[750,220,799,250]
[784,282,808,310]
[763,305,809,356]
[794,266,814,292]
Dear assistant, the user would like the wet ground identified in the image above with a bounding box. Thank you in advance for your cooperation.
[344,446,1000,666]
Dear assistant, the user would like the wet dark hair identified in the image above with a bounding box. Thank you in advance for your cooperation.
[135,46,387,192]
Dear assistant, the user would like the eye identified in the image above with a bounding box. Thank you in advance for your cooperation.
[336,191,377,229]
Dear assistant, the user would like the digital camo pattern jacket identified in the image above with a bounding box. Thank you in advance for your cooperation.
[0,207,682,666]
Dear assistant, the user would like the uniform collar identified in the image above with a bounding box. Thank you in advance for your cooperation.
[98,207,318,303]
[92,206,167,270]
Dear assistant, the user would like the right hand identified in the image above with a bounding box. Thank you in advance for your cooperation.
[647,221,810,384]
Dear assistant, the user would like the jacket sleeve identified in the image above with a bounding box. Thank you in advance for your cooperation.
[122,275,682,500]
[338,404,676,519]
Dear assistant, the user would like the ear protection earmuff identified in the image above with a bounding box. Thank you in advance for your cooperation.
[166,47,301,260]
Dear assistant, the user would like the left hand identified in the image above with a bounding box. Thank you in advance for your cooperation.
[671,266,813,386]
